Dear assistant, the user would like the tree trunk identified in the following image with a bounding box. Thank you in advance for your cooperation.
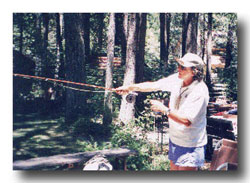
[83,13,90,63]
[186,13,199,54]
[41,13,52,104]
[225,22,233,68]
[201,14,206,60]
[103,13,115,126]
[135,13,147,83]
[119,13,138,125]
[197,13,206,59]
[160,13,171,75]
[182,13,188,56]
[160,13,166,72]
[56,13,65,79]
[121,13,128,65]
[34,13,43,77]
[97,13,105,53]
[206,13,213,90]
[123,13,129,41]
[42,13,50,77]
[17,14,24,54]
[164,13,171,73]
[64,13,86,123]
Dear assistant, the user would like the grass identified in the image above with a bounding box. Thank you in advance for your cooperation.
[13,113,95,161]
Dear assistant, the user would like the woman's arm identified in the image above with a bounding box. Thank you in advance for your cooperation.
[114,81,160,95]
[150,100,191,127]
[168,111,191,127]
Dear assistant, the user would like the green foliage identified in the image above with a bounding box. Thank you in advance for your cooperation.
[212,13,237,101]
[58,115,170,170]
[216,66,237,101]
[110,122,170,170]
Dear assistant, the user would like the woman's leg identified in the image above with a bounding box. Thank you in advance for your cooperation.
[170,160,198,171]
[178,166,198,171]
[170,160,179,170]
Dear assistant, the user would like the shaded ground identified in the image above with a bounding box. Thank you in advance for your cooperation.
[13,113,210,170]
[13,113,89,161]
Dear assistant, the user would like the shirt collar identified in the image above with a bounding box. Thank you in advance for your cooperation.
[181,80,199,92]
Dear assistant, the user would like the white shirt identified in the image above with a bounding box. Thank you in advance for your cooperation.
[153,73,209,147]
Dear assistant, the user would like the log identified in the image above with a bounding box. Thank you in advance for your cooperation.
[13,148,137,170]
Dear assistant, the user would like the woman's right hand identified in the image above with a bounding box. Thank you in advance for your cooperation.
[113,86,130,95]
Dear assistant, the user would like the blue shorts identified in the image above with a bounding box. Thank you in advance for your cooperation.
[168,139,206,167]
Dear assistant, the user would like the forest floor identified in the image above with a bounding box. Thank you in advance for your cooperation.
[13,112,210,170]
[13,113,86,161]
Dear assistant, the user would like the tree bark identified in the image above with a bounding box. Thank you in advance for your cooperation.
[206,13,213,90]
[41,13,53,104]
[17,13,24,54]
[123,13,129,41]
[225,22,233,68]
[34,13,43,77]
[121,13,128,65]
[135,13,147,83]
[97,13,105,53]
[197,13,206,59]
[119,13,138,125]
[160,13,166,72]
[164,13,171,73]
[186,13,199,54]
[104,13,115,126]
[56,13,65,79]
[83,13,90,63]
[160,13,171,75]
[42,13,50,77]
[64,13,86,123]
[182,13,188,56]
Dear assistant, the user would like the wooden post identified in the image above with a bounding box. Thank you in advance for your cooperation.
[122,157,127,171]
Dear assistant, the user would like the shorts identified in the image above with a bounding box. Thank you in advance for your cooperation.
[168,139,206,167]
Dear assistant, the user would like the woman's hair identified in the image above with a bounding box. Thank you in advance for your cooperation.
[191,66,204,82]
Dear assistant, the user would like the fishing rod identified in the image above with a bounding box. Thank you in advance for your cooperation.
[13,73,138,103]
[13,73,113,91]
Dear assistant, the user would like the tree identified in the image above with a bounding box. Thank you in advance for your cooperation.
[197,13,206,60]
[115,13,127,66]
[42,13,50,77]
[64,13,86,123]
[185,13,199,54]
[206,13,213,90]
[160,13,171,75]
[83,13,90,63]
[119,13,138,125]
[135,13,147,83]
[17,14,24,54]
[122,13,129,65]
[97,13,105,53]
[181,13,188,56]
[34,13,43,77]
[55,13,65,79]
[103,13,115,126]
[225,19,233,69]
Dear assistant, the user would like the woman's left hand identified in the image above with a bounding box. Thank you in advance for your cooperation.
[150,100,168,114]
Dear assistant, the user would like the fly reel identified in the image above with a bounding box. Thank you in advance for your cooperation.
[125,92,138,103]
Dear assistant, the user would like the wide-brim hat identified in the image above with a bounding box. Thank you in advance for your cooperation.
[176,53,204,68]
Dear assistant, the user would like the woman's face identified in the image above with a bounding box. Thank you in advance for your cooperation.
[177,64,194,83]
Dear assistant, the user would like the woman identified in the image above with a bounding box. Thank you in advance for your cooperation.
[115,53,209,171]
